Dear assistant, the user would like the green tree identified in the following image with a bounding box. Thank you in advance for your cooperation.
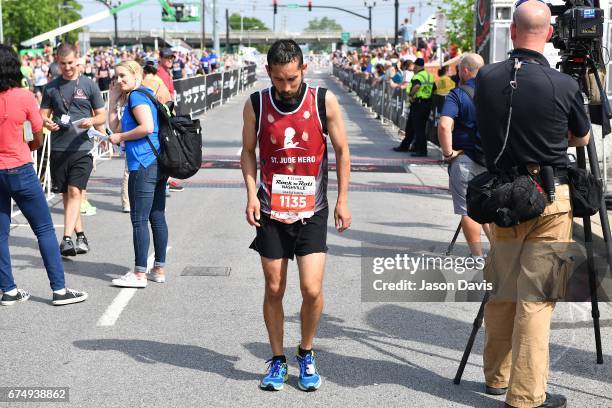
[305,17,342,32]
[2,0,82,47]
[228,13,269,31]
[437,0,475,51]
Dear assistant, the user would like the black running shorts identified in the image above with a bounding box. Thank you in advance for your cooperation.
[250,207,329,260]
[50,151,94,193]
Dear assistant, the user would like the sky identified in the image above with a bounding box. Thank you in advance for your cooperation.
[77,0,438,36]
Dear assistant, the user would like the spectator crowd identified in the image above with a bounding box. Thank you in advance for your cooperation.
[19,45,240,99]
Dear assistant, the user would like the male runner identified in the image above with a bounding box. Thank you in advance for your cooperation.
[241,39,351,392]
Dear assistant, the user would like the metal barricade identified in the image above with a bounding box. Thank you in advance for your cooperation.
[10,129,54,220]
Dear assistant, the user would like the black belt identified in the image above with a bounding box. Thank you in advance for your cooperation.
[513,166,569,186]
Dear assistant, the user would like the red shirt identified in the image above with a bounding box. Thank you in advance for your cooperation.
[0,88,43,170]
[156,66,175,95]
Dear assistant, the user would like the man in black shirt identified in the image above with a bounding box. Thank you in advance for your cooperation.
[40,43,106,257]
[474,2,590,407]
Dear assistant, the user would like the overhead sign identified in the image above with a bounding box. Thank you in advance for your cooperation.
[341,32,350,44]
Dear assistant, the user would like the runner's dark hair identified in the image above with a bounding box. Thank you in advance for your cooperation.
[267,39,303,67]
[0,44,22,92]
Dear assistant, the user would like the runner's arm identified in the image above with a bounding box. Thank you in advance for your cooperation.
[241,98,261,227]
[326,90,352,232]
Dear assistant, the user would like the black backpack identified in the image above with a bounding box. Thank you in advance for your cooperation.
[128,88,202,179]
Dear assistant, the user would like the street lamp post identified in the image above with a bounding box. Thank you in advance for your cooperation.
[364,1,376,45]
[95,0,119,46]
[394,0,399,45]
[200,0,205,50]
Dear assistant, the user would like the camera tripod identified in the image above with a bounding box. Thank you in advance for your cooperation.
[453,56,611,385]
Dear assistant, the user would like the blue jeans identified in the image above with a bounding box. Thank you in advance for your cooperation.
[0,164,65,291]
[128,161,168,272]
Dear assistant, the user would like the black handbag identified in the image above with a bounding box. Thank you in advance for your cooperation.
[567,166,602,217]
[467,172,546,227]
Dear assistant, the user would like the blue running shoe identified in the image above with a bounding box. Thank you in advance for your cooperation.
[296,347,322,391]
[260,358,288,391]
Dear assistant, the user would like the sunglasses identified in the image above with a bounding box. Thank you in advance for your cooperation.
[514,0,545,8]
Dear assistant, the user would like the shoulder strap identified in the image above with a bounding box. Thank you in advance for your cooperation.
[458,84,474,100]
[452,85,481,149]
[492,58,524,169]
[127,88,161,160]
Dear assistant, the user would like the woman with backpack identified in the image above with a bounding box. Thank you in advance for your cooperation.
[108,61,168,288]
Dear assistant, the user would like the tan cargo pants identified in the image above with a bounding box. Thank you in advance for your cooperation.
[483,184,572,408]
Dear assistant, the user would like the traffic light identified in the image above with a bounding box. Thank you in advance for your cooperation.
[273,0,277,14]
[308,1,312,11]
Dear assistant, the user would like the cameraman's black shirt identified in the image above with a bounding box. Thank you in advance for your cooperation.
[474,48,590,171]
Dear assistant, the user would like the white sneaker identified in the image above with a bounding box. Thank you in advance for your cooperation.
[146,271,166,283]
[111,272,147,288]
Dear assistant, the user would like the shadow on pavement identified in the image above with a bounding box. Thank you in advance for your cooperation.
[9,253,130,283]
[73,339,259,382]
[243,341,500,407]
[329,228,461,255]
[365,305,612,386]
[369,221,457,231]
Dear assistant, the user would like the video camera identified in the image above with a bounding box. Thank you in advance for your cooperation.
[549,0,605,57]
[548,0,611,130]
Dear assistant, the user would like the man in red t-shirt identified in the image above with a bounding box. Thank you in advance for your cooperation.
[156,48,175,96]
[155,48,184,192]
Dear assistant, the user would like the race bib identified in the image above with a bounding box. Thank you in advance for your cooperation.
[270,174,316,222]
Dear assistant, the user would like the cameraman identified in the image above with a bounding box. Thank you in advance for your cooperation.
[474,2,590,407]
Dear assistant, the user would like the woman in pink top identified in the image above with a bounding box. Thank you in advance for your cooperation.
[0,44,87,306]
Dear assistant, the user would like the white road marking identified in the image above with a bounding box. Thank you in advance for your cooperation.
[96,246,171,327]
[96,288,138,327]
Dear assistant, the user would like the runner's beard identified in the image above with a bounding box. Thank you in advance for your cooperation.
[278,80,304,104]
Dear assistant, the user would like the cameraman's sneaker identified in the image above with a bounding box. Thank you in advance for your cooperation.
[168,179,184,192]
[75,235,89,255]
[259,358,288,391]
[296,347,322,391]
[111,272,147,288]
[1,289,30,306]
[52,288,88,305]
[60,237,77,257]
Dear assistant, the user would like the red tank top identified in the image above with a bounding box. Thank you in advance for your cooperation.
[257,85,328,223]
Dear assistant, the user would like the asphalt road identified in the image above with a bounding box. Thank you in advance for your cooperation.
[2,72,610,408]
